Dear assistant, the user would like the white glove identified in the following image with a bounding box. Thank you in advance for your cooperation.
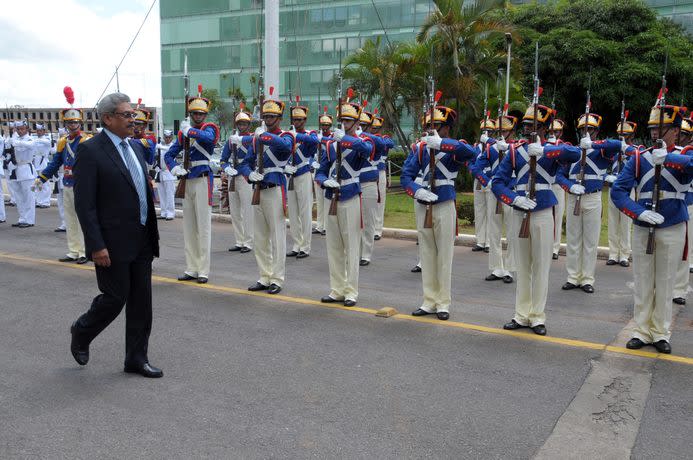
[322,178,340,189]
[638,210,664,225]
[355,126,363,136]
[254,122,266,138]
[224,166,238,177]
[180,119,191,137]
[414,188,439,203]
[527,141,544,158]
[228,134,243,146]
[317,132,323,142]
[248,171,264,182]
[569,184,586,195]
[546,135,557,144]
[311,160,321,170]
[170,165,188,177]
[284,164,297,175]
[621,139,629,153]
[604,174,617,184]
[479,132,489,144]
[652,143,667,165]
[33,178,43,191]
[496,138,509,152]
[512,196,537,210]
[579,135,592,150]
[332,128,345,142]
[421,130,442,150]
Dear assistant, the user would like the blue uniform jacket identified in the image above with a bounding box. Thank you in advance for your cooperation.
[376,134,395,171]
[132,135,157,166]
[165,122,220,179]
[358,132,385,182]
[220,131,252,173]
[555,139,622,194]
[39,133,91,187]
[290,130,319,177]
[238,129,295,187]
[315,134,374,201]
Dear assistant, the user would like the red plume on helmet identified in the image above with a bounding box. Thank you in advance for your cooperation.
[197,84,203,97]
[434,91,442,103]
[269,86,275,96]
[347,88,354,101]
[137,98,142,109]
[323,105,328,114]
[63,86,75,106]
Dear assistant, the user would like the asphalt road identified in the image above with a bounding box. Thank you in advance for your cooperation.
[0,205,691,459]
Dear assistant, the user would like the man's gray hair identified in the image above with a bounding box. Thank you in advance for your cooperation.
[97,93,131,118]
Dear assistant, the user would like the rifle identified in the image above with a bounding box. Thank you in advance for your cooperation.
[328,50,345,216]
[615,99,628,178]
[495,33,513,215]
[251,60,266,206]
[174,51,190,199]
[423,78,442,229]
[229,97,240,193]
[646,56,668,255]
[476,83,489,192]
[519,42,540,239]
[573,68,592,216]
[287,87,296,192]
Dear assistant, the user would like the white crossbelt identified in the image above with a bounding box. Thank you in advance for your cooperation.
[638,191,686,200]
[515,183,552,192]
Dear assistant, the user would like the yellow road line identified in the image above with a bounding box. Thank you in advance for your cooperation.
[2,251,692,366]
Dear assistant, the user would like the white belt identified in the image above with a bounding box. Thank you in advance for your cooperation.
[516,183,552,192]
[570,174,602,181]
[422,179,455,187]
[16,161,32,166]
[190,160,210,167]
[414,177,424,185]
[263,167,284,174]
[639,191,686,200]
[339,178,359,187]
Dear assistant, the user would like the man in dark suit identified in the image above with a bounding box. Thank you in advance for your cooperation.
[71,92,162,378]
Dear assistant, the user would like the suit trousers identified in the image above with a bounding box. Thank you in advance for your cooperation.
[74,238,153,366]
[253,186,286,286]
[485,191,511,277]
[565,192,601,286]
[360,181,378,262]
[417,199,456,313]
[158,180,176,219]
[512,207,553,327]
[607,190,632,262]
[183,177,212,278]
[287,172,312,253]
[313,172,325,232]
[473,181,488,247]
[375,170,387,236]
[632,223,685,343]
[228,175,253,249]
[326,194,362,301]
[13,179,35,225]
[63,187,86,258]
[552,184,565,255]
[672,206,692,299]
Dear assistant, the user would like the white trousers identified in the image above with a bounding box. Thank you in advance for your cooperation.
[183,177,212,278]
[375,169,387,236]
[159,180,176,219]
[565,192,602,286]
[632,223,685,343]
[672,206,692,299]
[5,175,17,204]
[57,184,65,229]
[486,191,512,277]
[607,190,632,262]
[512,208,554,326]
[326,195,362,301]
[552,184,565,255]
[473,181,488,247]
[0,177,5,221]
[63,187,85,258]
[228,175,254,249]
[36,181,52,206]
[287,172,313,253]
[313,172,325,232]
[360,181,378,262]
[417,200,457,313]
[253,186,286,286]
[13,179,35,225]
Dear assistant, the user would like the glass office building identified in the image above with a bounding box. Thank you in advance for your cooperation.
[160,0,431,128]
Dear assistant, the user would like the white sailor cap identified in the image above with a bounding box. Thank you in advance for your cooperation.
[15,120,27,128]
[8,121,15,128]
[163,129,173,136]
[96,127,103,133]
[36,123,45,130]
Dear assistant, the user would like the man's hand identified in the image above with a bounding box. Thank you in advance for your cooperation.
[414,188,439,203]
[638,210,664,225]
[254,122,266,138]
[33,178,43,191]
[170,165,188,177]
[180,119,191,137]
[248,171,264,183]
[604,174,617,184]
[546,135,557,144]
[284,164,297,175]
[322,178,340,189]
[311,160,321,170]
[332,128,345,142]
[496,138,509,152]
[228,134,243,146]
[92,249,111,267]
[224,166,238,177]
[579,135,592,150]
[479,132,489,144]
[512,196,537,210]
[652,142,667,165]
[569,184,586,195]
[421,130,442,151]
[528,136,543,158]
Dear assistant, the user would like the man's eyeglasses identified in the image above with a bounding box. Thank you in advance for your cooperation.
[112,111,137,119]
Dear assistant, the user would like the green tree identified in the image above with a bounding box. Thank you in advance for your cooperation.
[201,88,233,140]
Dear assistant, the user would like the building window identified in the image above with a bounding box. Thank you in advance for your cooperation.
[87,112,92,120]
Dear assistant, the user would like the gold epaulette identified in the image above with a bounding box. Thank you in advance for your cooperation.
[79,134,93,142]
[56,136,68,151]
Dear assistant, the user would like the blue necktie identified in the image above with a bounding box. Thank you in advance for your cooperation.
[120,140,148,225]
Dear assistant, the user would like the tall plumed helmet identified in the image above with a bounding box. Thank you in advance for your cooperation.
[188,84,211,113]
[61,85,83,122]
[63,86,75,106]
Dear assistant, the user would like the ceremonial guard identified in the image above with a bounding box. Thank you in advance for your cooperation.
[235,90,294,295]
[671,115,693,305]
[471,140,489,253]
[315,96,373,306]
[285,102,318,259]
[0,130,5,223]
[370,112,395,240]
[9,120,36,228]
[611,103,692,354]
[493,104,580,335]
[547,118,567,259]
[132,102,157,165]
[3,122,18,207]
[312,109,333,236]
[155,129,176,220]
[556,112,623,293]
[605,118,639,266]
[221,111,253,253]
[402,102,477,320]
[165,92,220,284]
[33,124,53,208]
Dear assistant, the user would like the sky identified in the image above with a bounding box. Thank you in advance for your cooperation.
[0,0,162,110]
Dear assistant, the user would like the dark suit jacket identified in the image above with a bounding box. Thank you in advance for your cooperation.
[74,130,160,262]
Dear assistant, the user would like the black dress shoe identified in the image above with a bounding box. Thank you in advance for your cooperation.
[321,295,343,303]
[197,277,208,284]
[606,259,617,265]
[552,253,559,260]
[653,340,672,354]
[312,228,321,234]
[673,297,686,305]
[343,299,357,307]
[11,222,21,227]
[17,223,32,228]
[178,273,197,281]
[411,265,421,273]
[485,274,502,281]
[228,246,243,252]
[562,282,579,290]
[165,218,174,221]
[58,256,77,263]
[532,324,547,336]
[619,260,630,267]
[412,308,433,316]
[76,257,88,265]
[374,235,381,241]
[626,338,645,349]
[286,250,299,257]
[581,284,595,294]
[240,247,252,253]
[690,267,693,274]
[54,227,66,232]
[267,283,282,295]
[359,259,370,266]
[502,275,514,284]
[321,230,326,236]
[503,319,526,330]
[70,322,89,366]
[124,362,163,378]
[483,247,490,253]
[471,245,484,252]
[157,216,167,220]
[248,282,269,291]
[296,251,309,259]
[436,311,449,321]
